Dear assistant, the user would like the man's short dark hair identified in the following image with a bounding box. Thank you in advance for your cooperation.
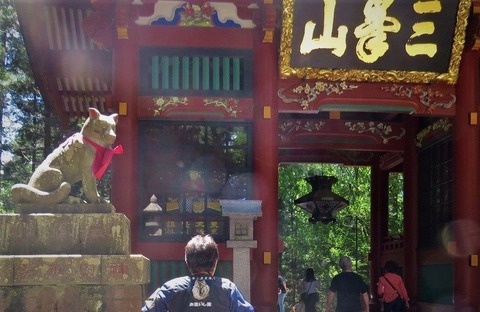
[339,256,352,270]
[185,234,219,273]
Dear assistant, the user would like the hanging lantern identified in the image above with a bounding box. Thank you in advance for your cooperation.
[294,175,349,224]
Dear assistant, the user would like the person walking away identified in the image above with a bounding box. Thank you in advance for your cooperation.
[326,256,369,312]
[377,260,410,312]
[141,234,254,312]
[301,268,320,312]
[278,272,288,312]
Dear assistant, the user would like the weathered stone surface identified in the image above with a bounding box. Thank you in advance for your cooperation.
[0,208,151,312]
[14,203,116,214]
[0,215,36,255]
[0,256,13,285]
[79,214,131,255]
[0,284,146,312]
[0,213,130,255]
[10,255,102,286]
[0,255,149,286]
[101,255,151,285]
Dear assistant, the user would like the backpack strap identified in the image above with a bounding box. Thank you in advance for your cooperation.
[382,275,405,301]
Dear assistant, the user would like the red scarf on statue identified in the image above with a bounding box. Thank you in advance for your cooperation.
[61,133,123,179]
[82,136,123,179]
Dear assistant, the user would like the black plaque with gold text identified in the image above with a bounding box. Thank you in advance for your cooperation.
[280,0,470,84]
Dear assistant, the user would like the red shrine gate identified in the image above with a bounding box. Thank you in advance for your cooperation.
[13,0,480,310]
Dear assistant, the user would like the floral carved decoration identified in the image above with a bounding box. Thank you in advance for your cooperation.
[415,118,452,148]
[152,96,188,115]
[279,120,326,143]
[381,84,456,113]
[277,81,359,110]
[203,98,240,117]
[176,3,216,27]
[137,2,254,28]
[345,121,405,144]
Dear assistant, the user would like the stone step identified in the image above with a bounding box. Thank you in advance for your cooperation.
[0,213,131,255]
[0,254,150,286]
[0,284,145,312]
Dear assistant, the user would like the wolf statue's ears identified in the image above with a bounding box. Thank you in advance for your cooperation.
[88,107,100,119]
[88,107,118,124]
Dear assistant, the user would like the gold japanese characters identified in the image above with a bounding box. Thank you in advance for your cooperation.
[280,0,470,84]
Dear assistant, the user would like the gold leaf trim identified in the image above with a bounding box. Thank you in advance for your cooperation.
[345,121,406,144]
[203,98,240,117]
[381,85,456,113]
[278,81,358,110]
[152,96,188,115]
[279,120,325,142]
[415,118,452,148]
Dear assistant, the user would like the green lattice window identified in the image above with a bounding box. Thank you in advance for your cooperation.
[139,47,252,97]
[418,136,453,249]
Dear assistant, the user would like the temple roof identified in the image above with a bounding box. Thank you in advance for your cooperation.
[15,0,115,127]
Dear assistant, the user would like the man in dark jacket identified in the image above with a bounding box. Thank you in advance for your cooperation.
[141,234,254,312]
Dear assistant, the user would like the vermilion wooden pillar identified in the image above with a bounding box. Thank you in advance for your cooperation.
[370,156,389,311]
[453,50,480,311]
[111,17,140,252]
[251,22,279,312]
[403,115,418,304]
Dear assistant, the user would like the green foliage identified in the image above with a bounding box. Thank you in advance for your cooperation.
[388,172,404,236]
[0,0,39,212]
[0,179,14,213]
[279,163,403,310]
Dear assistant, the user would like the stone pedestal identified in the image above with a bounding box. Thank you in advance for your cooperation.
[0,204,150,312]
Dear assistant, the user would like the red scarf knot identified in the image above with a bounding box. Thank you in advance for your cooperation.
[82,135,124,179]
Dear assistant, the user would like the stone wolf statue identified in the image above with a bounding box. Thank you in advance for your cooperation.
[11,108,123,205]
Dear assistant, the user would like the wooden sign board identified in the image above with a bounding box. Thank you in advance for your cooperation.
[279,0,470,84]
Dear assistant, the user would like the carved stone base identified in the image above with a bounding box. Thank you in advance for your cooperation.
[0,284,146,311]
[0,254,149,286]
[0,213,130,255]
[0,206,150,312]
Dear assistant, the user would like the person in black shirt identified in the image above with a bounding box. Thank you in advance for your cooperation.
[326,256,369,312]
